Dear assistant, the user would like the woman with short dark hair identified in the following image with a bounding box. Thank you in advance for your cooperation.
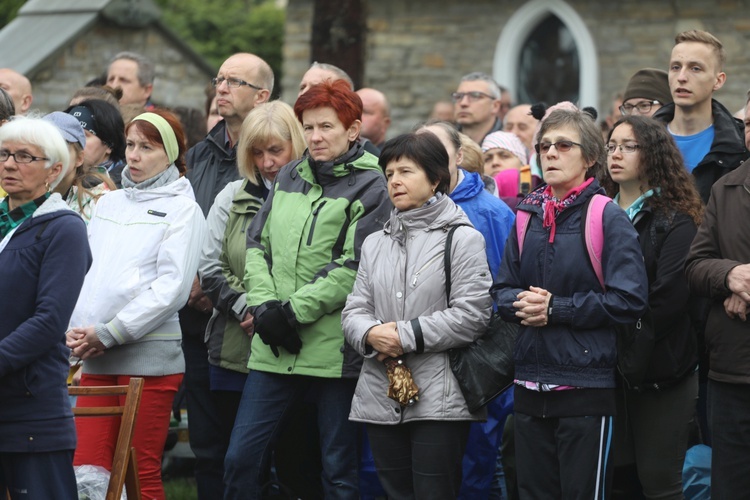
[343,132,493,499]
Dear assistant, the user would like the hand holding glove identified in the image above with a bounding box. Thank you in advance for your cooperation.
[254,300,302,357]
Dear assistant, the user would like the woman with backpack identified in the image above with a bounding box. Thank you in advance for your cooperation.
[603,115,703,500]
[491,106,648,499]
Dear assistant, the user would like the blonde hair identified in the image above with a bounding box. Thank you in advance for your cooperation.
[458,132,484,174]
[675,30,726,69]
[237,101,306,183]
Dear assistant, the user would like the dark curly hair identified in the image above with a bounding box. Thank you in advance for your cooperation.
[601,115,703,225]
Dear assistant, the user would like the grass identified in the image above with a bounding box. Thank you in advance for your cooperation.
[164,477,198,500]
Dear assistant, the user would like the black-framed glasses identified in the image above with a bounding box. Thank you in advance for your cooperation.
[0,149,49,164]
[619,100,660,115]
[211,77,263,91]
[535,140,583,155]
[450,91,495,103]
[606,143,640,155]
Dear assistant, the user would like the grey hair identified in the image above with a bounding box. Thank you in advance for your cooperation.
[459,72,501,99]
[109,51,155,86]
[536,108,606,180]
[311,62,354,90]
[0,116,71,188]
[0,87,14,121]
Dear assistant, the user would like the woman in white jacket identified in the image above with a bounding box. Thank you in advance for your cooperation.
[67,109,207,500]
[342,132,493,499]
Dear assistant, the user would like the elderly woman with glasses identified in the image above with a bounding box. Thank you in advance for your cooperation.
[491,106,648,500]
[67,109,207,500]
[0,117,92,498]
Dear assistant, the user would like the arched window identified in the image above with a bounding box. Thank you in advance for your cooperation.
[493,0,597,109]
[517,15,580,105]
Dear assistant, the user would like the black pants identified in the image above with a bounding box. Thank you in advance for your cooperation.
[708,379,750,500]
[515,412,614,500]
[367,420,470,500]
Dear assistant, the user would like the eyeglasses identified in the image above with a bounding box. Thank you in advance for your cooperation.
[0,149,49,164]
[619,100,660,115]
[535,140,583,155]
[211,77,263,91]
[606,143,640,155]
[450,91,495,103]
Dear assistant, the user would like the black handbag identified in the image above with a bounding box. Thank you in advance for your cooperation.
[443,225,517,413]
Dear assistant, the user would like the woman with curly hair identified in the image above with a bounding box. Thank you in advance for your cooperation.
[603,114,703,500]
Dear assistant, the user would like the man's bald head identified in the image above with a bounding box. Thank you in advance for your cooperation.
[356,88,391,146]
[0,68,32,115]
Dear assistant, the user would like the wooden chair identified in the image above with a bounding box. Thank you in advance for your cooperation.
[69,377,144,500]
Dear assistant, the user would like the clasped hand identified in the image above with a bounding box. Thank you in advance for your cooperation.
[66,326,106,360]
[513,286,551,327]
[366,322,403,361]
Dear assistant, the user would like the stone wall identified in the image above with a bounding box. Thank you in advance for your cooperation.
[283,0,750,137]
[30,19,214,114]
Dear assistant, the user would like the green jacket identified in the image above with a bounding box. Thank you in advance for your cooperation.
[244,142,391,378]
[200,178,265,373]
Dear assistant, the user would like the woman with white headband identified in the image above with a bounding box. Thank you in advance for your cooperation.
[67,109,207,500]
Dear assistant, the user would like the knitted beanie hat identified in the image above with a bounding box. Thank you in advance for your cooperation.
[481,131,528,165]
[623,68,672,106]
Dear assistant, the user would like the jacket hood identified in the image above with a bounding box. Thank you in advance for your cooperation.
[384,193,471,244]
[450,169,485,202]
[122,175,196,202]
[32,192,76,218]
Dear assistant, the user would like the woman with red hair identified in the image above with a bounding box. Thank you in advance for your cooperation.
[224,80,391,499]
[67,109,207,499]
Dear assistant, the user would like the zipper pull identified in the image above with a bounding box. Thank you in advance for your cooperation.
[412,273,419,286]
[636,318,642,329]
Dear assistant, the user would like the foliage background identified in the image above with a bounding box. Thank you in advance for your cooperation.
[0,0,285,97]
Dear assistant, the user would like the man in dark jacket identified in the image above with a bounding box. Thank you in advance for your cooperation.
[652,29,748,203]
[181,52,273,499]
[685,101,750,496]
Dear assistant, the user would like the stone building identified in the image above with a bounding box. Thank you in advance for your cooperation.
[282,0,750,136]
[0,0,215,113]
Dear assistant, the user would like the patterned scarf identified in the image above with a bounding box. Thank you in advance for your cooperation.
[525,178,594,243]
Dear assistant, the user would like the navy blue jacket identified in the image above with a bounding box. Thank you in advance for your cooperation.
[450,169,515,279]
[491,181,648,389]
[0,196,92,452]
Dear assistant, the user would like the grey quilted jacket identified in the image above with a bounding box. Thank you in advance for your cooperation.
[342,194,493,423]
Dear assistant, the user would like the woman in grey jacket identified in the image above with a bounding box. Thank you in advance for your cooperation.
[342,132,493,499]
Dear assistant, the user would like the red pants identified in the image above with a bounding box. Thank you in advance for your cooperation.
[74,373,183,500]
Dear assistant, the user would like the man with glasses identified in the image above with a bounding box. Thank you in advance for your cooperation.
[620,68,672,118]
[652,30,748,203]
[181,52,273,499]
[453,72,503,146]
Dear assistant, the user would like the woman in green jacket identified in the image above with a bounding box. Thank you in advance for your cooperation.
[224,79,391,499]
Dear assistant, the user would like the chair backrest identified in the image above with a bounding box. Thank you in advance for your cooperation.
[69,377,144,500]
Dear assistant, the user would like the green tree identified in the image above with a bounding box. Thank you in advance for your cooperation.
[0,0,25,29]
[154,0,285,96]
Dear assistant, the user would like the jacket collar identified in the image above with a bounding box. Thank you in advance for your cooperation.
[384,194,470,244]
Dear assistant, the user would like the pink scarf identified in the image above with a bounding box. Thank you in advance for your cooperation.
[541,178,594,243]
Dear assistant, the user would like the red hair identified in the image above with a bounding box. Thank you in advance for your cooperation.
[294,79,362,130]
[125,108,188,175]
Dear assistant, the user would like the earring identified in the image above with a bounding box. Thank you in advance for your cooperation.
[45,181,50,193]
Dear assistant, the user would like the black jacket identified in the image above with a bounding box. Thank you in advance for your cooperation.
[653,99,748,204]
[633,206,698,387]
[186,120,242,216]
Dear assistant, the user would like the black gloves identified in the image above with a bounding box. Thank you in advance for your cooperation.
[254,300,302,357]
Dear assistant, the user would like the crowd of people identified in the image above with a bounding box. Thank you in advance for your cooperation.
[1,26,750,500]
